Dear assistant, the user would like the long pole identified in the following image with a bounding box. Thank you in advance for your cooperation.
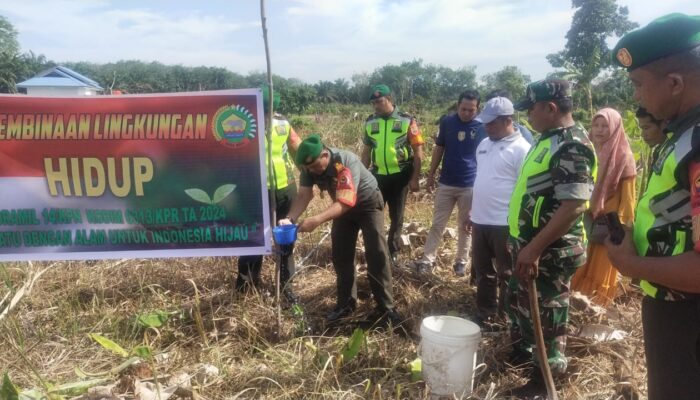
[528,279,559,400]
[259,0,281,331]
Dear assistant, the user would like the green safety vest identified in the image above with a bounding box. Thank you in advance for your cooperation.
[634,124,700,300]
[266,116,294,190]
[364,109,413,175]
[508,125,597,243]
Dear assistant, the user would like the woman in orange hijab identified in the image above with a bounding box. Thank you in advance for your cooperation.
[571,108,637,306]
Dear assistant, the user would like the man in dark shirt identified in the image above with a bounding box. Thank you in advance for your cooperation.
[415,90,482,277]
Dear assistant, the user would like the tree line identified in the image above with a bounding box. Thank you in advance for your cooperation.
[0,0,637,117]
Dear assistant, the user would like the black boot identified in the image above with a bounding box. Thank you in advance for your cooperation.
[326,298,357,323]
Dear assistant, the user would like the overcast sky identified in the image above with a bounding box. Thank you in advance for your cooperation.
[1,1,698,84]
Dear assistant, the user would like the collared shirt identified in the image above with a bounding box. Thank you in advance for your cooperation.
[471,130,531,225]
[435,114,482,187]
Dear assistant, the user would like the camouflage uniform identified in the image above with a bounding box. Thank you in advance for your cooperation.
[506,123,596,374]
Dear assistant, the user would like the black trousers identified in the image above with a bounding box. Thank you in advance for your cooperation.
[472,223,512,318]
[642,295,700,400]
[331,189,394,311]
[237,184,296,289]
[375,167,412,255]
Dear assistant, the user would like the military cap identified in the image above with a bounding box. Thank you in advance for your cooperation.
[612,13,700,71]
[295,134,324,166]
[261,86,281,112]
[369,84,391,101]
[514,79,572,111]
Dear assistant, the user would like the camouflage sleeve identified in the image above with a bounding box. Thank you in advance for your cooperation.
[550,143,595,201]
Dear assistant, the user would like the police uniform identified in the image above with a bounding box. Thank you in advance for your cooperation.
[298,146,394,314]
[237,113,300,297]
[508,81,597,375]
[612,13,700,398]
[364,85,424,258]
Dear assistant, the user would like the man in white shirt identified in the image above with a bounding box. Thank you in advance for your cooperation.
[469,97,531,327]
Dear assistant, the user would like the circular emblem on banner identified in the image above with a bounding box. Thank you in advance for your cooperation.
[616,48,633,67]
[212,105,257,148]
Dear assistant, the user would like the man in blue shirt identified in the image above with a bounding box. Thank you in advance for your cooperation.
[416,90,482,276]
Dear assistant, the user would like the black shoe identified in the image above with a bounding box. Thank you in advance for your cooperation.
[453,262,466,277]
[325,300,356,323]
[508,369,548,399]
[413,261,434,275]
[283,288,299,304]
[390,253,399,268]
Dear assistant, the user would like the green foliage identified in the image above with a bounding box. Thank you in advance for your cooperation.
[88,333,129,357]
[592,69,635,110]
[136,310,170,329]
[340,328,366,365]
[1,373,20,400]
[409,358,422,382]
[481,66,531,100]
[547,0,637,114]
[132,345,153,360]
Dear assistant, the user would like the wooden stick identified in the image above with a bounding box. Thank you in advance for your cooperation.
[528,278,559,400]
[259,0,281,332]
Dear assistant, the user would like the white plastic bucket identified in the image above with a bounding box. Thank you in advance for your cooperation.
[420,316,481,398]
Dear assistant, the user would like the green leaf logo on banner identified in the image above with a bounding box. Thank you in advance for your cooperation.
[185,188,213,204]
[212,184,236,204]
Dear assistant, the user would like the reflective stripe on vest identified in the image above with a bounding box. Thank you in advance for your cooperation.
[634,125,698,298]
[266,118,292,190]
[365,114,412,175]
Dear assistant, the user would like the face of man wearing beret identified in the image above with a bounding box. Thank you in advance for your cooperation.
[303,151,329,175]
[630,67,683,121]
[371,96,393,116]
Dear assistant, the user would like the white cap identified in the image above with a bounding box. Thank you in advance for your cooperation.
[475,97,515,124]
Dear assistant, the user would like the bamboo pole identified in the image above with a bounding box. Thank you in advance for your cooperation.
[259,0,281,331]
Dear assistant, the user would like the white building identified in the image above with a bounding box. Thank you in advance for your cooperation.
[16,66,103,97]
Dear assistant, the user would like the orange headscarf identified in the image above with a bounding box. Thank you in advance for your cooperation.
[589,108,636,218]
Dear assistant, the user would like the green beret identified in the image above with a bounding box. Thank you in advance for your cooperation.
[369,84,391,101]
[261,86,281,112]
[295,134,324,166]
[514,79,572,111]
[612,13,700,71]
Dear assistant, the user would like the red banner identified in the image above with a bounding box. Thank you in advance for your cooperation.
[0,90,271,261]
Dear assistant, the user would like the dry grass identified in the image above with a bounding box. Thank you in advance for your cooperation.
[0,113,646,399]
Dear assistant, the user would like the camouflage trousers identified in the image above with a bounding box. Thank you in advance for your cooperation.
[506,241,585,375]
